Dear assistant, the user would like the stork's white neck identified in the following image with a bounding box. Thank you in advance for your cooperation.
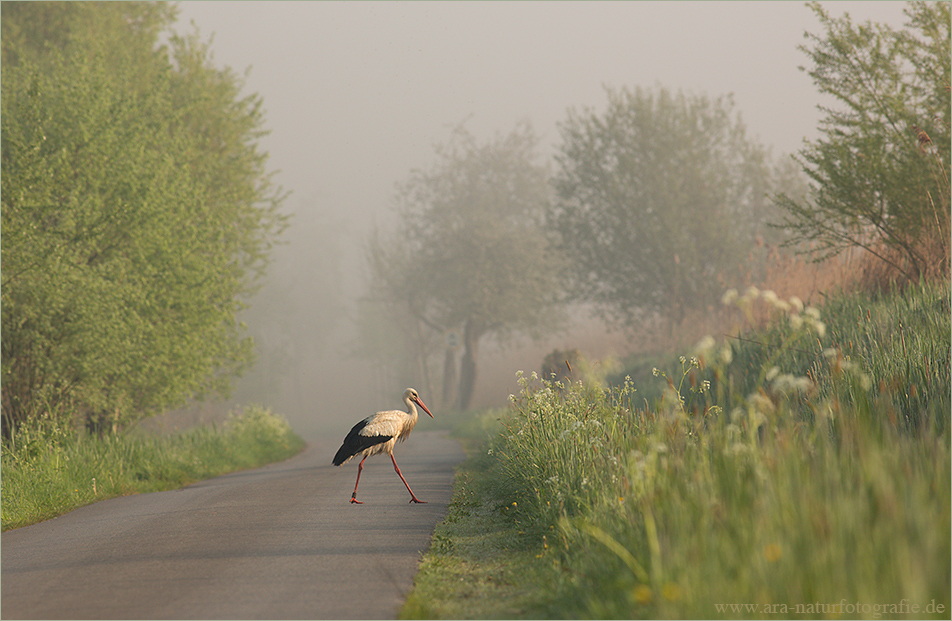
[404,396,419,421]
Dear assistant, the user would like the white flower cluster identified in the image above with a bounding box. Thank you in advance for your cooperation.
[692,334,733,365]
[626,442,669,497]
[722,286,826,338]
[765,365,814,396]
[822,348,872,391]
[557,417,603,442]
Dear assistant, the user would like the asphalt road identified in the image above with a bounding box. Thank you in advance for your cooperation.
[1,430,464,620]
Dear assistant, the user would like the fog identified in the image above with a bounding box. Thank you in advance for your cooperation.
[166,1,908,441]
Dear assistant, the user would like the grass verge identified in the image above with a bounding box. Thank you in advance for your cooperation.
[402,282,951,619]
[399,431,553,620]
[1,405,305,531]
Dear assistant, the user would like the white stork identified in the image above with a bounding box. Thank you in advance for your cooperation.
[332,388,434,504]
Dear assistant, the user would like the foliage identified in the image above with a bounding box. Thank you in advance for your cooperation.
[0,2,175,67]
[501,374,948,618]
[548,85,783,329]
[775,1,951,284]
[1,3,286,435]
[365,121,563,410]
[718,280,950,433]
[1,406,304,531]
[617,280,950,435]
[404,283,950,618]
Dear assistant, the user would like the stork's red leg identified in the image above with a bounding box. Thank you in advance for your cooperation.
[350,456,367,504]
[391,454,426,504]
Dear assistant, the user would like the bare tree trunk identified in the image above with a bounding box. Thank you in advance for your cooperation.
[413,318,434,400]
[457,319,481,411]
[441,348,457,410]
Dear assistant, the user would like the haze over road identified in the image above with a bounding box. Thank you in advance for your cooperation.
[1,431,463,620]
[169,3,910,430]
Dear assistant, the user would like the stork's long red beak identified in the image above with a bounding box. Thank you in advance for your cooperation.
[415,397,434,418]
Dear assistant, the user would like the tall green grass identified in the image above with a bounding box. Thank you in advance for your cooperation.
[1,406,305,531]
[476,282,950,618]
[613,280,950,434]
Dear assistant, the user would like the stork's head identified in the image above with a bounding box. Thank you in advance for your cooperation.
[404,388,434,417]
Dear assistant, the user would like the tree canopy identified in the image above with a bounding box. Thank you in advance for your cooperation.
[1,2,286,434]
[775,1,950,284]
[548,85,779,330]
[365,122,562,410]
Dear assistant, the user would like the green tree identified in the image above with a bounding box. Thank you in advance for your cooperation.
[548,85,778,330]
[365,121,563,410]
[1,2,286,435]
[775,1,950,283]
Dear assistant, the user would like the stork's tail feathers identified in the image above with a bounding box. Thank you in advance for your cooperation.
[332,444,352,467]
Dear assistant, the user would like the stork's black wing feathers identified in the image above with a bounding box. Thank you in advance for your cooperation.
[332,418,393,466]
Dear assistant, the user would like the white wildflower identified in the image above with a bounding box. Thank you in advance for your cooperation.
[795,376,814,392]
[772,373,813,395]
[719,344,733,365]
[748,392,775,415]
[857,373,872,391]
[694,335,716,357]
[726,442,751,456]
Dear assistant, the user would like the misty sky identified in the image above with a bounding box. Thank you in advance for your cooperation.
[175,1,908,238]
[168,1,910,433]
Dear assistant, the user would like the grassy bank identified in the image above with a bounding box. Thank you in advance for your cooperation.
[403,282,951,618]
[609,279,950,432]
[1,406,305,531]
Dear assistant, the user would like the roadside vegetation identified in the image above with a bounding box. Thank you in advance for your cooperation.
[402,281,950,619]
[1,406,304,532]
[1,5,303,535]
[2,3,286,438]
[401,5,949,616]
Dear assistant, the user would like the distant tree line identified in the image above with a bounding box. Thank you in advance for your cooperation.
[1,2,286,436]
[364,1,949,411]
